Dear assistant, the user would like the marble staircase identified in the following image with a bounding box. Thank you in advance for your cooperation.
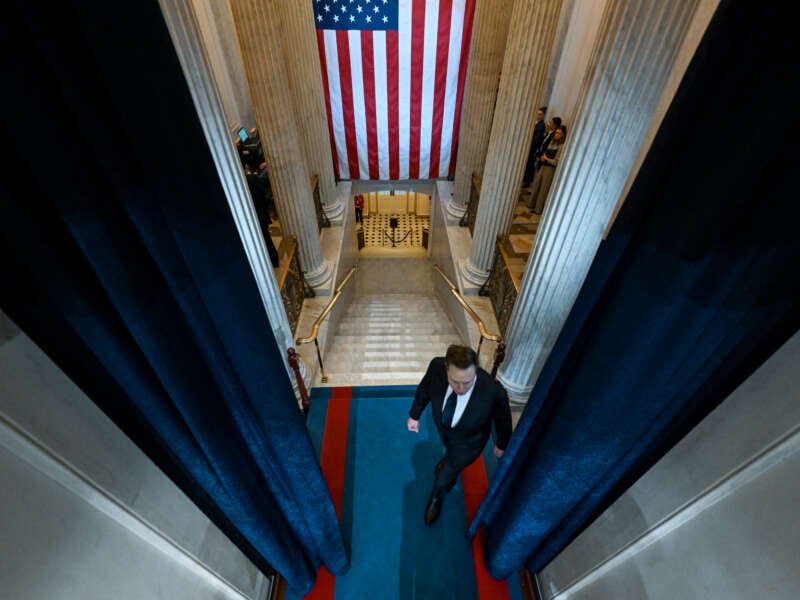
[317,293,464,387]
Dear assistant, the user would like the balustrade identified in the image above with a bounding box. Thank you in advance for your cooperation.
[480,235,525,337]
[275,235,314,334]
[311,173,330,231]
[459,173,482,234]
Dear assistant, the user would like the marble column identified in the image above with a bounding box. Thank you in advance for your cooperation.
[498,0,701,403]
[448,0,514,222]
[278,0,345,223]
[159,0,304,402]
[191,0,256,132]
[229,0,333,292]
[459,0,563,291]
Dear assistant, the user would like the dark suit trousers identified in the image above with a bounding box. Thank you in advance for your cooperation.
[432,436,483,496]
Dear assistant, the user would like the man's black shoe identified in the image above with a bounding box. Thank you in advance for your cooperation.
[424,493,443,526]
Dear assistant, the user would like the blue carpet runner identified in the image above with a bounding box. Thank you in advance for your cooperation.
[285,385,525,600]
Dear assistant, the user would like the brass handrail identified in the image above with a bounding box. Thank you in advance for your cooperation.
[432,264,505,376]
[295,265,357,382]
[433,264,502,343]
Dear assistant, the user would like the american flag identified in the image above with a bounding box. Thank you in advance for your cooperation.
[313,0,476,180]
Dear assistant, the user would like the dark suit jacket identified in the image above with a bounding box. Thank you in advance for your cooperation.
[536,130,554,159]
[531,118,546,158]
[524,118,547,184]
[409,357,512,467]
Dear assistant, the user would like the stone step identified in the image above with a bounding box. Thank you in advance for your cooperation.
[341,306,446,313]
[328,340,456,350]
[345,297,443,309]
[340,309,449,318]
[317,292,462,387]
[324,344,454,356]
[316,371,426,387]
[323,361,431,373]
[337,315,453,324]
[335,324,457,335]
[340,317,447,326]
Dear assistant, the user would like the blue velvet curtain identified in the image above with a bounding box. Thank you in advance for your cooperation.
[470,1,800,578]
[0,2,346,593]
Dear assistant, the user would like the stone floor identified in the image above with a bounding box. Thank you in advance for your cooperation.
[267,192,538,268]
[359,213,429,248]
[506,191,542,282]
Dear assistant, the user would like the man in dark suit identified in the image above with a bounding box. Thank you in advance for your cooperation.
[246,172,280,268]
[523,106,548,186]
[407,345,512,525]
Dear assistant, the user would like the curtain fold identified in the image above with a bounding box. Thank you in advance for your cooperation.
[470,0,800,578]
[0,1,346,593]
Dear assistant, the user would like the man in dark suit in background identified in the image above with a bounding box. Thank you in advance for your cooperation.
[246,172,280,268]
[523,106,548,187]
[407,345,512,525]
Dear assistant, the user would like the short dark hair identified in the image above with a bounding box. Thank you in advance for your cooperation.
[552,116,562,127]
[445,345,477,369]
[538,105,547,112]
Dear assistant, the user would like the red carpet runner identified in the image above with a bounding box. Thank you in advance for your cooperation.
[462,457,511,599]
[304,387,352,600]
[303,386,512,599]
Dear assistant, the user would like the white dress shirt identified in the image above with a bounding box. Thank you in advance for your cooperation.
[444,384,475,427]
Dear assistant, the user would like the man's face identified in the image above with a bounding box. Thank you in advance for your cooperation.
[536,109,545,121]
[447,364,477,395]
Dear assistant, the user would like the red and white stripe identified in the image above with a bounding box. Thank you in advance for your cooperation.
[317,0,476,180]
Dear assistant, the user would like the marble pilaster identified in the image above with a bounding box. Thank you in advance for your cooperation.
[229,0,333,292]
[159,0,301,399]
[460,0,563,290]
[449,0,514,221]
[498,0,701,403]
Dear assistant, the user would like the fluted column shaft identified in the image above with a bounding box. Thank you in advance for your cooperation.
[460,0,562,289]
[449,0,514,219]
[278,1,342,219]
[499,0,700,402]
[230,0,332,291]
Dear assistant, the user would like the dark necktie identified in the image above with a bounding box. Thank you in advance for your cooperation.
[442,391,457,428]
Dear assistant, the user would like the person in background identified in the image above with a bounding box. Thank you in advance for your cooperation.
[407,345,512,526]
[523,106,548,187]
[534,116,562,165]
[529,124,567,215]
[246,173,280,268]
[236,128,264,173]
[354,194,364,224]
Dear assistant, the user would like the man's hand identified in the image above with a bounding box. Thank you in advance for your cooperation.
[493,445,504,458]
[407,417,419,432]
